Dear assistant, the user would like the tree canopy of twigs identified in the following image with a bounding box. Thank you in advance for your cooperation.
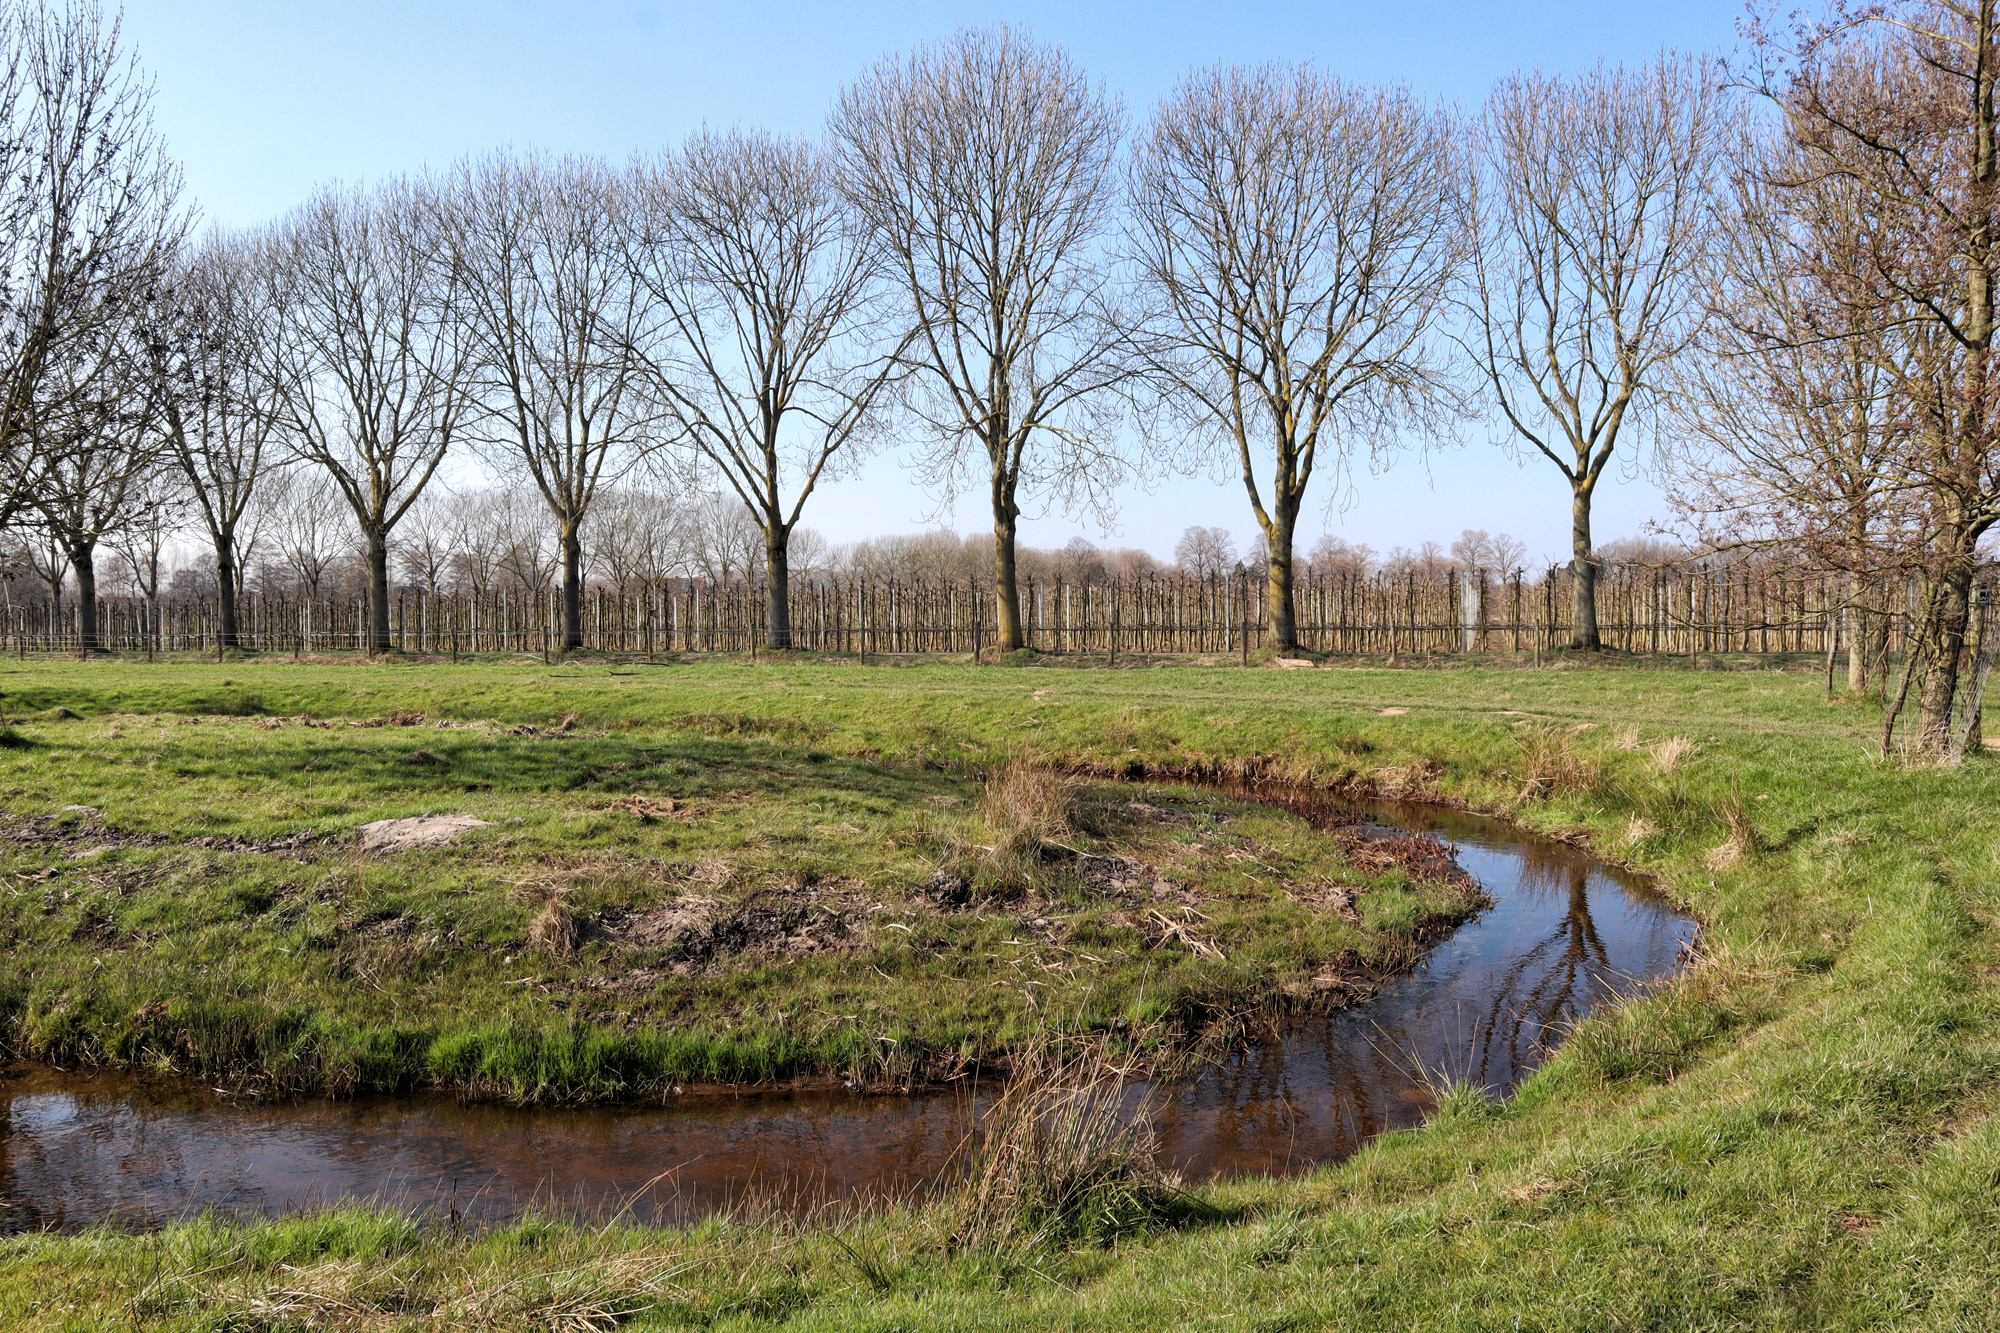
[1471,53,1726,650]
[629,127,905,650]
[1127,64,1468,651]
[834,25,1130,651]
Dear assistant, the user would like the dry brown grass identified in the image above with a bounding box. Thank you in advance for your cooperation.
[952,1031,1198,1250]
[1613,725,1643,751]
[526,888,579,956]
[1650,735,1698,774]
[981,754,1075,858]
[1703,788,1761,870]
[1514,722,1599,800]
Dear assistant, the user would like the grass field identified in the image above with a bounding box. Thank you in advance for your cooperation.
[2,651,1997,1330]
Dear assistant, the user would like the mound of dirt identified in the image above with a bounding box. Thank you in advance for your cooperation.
[356,814,491,853]
[913,869,976,910]
[1,812,332,857]
[595,885,868,973]
[1061,850,1183,903]
[1339,828,1472,885]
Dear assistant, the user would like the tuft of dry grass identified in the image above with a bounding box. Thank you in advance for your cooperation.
[980,754,1075,860]
[1625,813,1658,845]
[1613,725,1643,752]
[1514,722,1599,800]
[1703,787,1760,870]
[952,1031,1200,1250]
[1650,735,1698,774]
[526,888,579,956]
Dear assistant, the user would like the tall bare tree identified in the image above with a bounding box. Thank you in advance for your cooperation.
[1174,524,1235,577]
[1746,2,2000,756]
[1128,65,1467,651]
[1473,54,1725,650]
[0,2,184,534]
[630,128,904,649]
[258,465,349,601]
[264,179,472,653]
[155,232,284,650]
[834,26,1129,651]
[29,394,171,651]
[111,462,185,655]
[449,151,660,652]
[1672,126,1915,695]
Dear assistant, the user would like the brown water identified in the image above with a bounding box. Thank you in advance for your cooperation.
[0,796,1695,1233]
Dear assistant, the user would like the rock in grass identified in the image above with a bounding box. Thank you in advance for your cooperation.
[356,814,491,853]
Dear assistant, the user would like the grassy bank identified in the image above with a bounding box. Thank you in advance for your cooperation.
[0,656,1494,1099]
[3,654,1998,1329]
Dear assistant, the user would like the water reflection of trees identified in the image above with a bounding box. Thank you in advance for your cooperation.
[1153,829,1696,1180]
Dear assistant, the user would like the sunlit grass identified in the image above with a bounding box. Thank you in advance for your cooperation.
[0,653,1995,1329]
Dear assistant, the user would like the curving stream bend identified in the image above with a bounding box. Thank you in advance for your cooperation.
[0,794,1696,1233]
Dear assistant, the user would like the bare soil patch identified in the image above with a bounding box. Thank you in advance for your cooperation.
[588,881,877,980]
[0,812,330,856]
[356,814,492,853]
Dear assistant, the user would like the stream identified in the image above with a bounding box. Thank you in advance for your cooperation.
[0,794,1696,1233]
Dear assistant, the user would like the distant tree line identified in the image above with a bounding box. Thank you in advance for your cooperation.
[2,2,1997,756]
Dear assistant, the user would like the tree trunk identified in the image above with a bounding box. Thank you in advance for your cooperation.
[764,530,792,650]
[365,532,392,655]
[215,535,241,651]
[1264,505,1298,653]
[1569,486,1599,651]
[992,484,1024,652]
[560,522,584,653]
[1916,563,1975,752]
[1845,596,1867,694]
[1951,581,1994,761]
[71,545,98,655]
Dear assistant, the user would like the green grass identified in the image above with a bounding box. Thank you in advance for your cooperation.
[0,657,1485,1099]
[2,653,1997,1330]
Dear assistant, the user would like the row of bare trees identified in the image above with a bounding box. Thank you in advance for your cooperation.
[4,2,1997,756]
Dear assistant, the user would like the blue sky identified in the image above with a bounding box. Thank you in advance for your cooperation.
[123,0,1752,566]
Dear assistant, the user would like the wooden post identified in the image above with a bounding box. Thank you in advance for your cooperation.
[1241,576,1249,668]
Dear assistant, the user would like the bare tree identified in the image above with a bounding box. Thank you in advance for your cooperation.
[449,151,661,652]
[630,128,904,649]
[1472,54,1725,650]
[682,489,764,587]
[263,179,471,653]
[1128,66,1467,651]
[1450,528,1529,579]
[1306,534,1377,577]
[111,462,185,654]
[1672,124,1913,694]
[586,487,683,594]
[29,398,170,650]
[1745,3,2000,756]
[0,1,184,533]
[395,486,456,601]
[155,231,284,650]
[834,26,1130,651]
[1174,524,1235,577]
[258,464,350,602]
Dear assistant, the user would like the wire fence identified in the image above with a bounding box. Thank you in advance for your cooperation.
[0,563,1943,660]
